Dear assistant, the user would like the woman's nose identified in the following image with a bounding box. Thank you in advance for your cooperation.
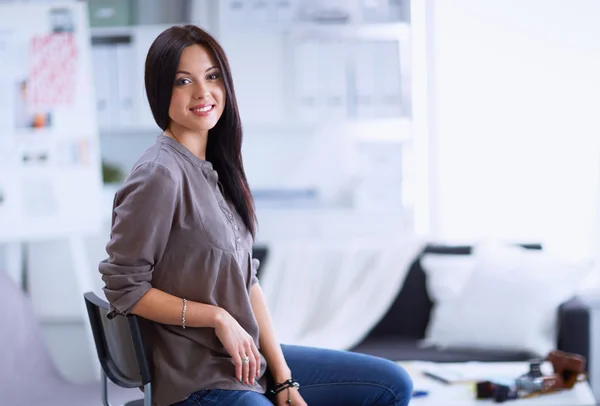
[193,82,210,100]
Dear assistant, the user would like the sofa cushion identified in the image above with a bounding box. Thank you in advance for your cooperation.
[364,243,512,340]
[352,337,533,363]
[422,242,592,357]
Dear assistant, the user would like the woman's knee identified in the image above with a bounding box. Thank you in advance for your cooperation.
[377,359,413,405]
[282,346,413,406]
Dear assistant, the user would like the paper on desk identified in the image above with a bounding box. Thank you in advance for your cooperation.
[399,363,438,390]
[400,361,530,385]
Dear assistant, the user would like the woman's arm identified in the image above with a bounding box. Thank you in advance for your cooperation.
[131,287,222,328]
[101,163,221,329]
[100,163,178,316]
[250,283,291,382]
[134,286,260,385]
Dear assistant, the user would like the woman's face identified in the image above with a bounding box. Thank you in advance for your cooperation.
[168,44,226,134]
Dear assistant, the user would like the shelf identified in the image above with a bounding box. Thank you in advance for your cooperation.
[245,115,409,129]
[90,21,410,41]
[90,23,172,39]
[287,21,410,41]
[350,118,412,142]
[97,118,412,141]
[242,118,319,133]
[90,25,137,38]
[99,125,159,137]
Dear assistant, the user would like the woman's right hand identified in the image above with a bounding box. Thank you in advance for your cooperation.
[214,309,261,385]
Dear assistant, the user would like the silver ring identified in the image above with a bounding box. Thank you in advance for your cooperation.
[241,356,250,365]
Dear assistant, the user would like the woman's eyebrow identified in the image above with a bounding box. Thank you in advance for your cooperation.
[175,66,219,75]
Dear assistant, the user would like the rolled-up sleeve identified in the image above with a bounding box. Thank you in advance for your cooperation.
[250,257,260,287]
[99,162,178,316]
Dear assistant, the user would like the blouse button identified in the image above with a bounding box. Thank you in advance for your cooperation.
[236,237,241,243]
[228,213,233,220]
[233,225,238,231]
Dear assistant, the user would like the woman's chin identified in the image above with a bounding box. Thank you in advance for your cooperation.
[182,122,218,134]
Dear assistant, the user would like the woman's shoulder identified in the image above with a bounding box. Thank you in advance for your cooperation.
[110,157,179,215]
[114,146,183,198]
[129,140,185,182]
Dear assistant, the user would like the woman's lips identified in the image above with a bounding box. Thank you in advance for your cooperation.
[189,105,215,117]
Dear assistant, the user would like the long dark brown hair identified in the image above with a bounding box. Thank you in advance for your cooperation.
[144,25,256,237]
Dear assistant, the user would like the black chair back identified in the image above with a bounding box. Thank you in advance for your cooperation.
[84,292,150,406]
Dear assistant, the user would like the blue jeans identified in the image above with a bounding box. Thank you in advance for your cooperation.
[172,344,413,406]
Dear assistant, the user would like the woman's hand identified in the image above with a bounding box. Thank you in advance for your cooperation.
[276,387,307,406]
[214,309,261,385]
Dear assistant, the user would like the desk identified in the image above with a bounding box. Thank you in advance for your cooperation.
[398,361,596,405]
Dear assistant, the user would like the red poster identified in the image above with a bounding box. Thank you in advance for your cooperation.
[28,33,78,109]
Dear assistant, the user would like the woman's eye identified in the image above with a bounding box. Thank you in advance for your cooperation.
[207,73,221,80]
[175,78,191,86]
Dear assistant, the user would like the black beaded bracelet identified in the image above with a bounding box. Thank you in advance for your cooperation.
[270,378,300,396]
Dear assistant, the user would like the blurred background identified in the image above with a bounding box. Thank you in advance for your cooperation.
[1,0,600,404]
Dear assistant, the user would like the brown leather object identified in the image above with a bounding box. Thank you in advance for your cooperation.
[521,374,565,399]
[546,350,586,389]
[538,374,564,393]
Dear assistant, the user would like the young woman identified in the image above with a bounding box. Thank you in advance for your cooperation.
[99,25,413,406]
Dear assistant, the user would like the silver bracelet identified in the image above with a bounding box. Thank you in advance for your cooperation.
[182,298,187,329]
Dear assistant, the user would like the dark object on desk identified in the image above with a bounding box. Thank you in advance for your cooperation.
[411,390,429,398]
[515,358,545,392]
[351,243,591,374]
[520,350,586,399]
[515,357,563,397]
[476,381,518,403]
[476,381,495,399]
[527,358,544,378]
[547,349,586,389]
[522,350,586,395]
[477,350,587,402]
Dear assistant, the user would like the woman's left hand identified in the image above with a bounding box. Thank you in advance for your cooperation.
[276,387,307,406]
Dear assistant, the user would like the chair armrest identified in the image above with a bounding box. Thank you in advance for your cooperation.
[557,296,590,370]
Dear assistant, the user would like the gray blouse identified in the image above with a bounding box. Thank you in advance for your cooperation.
[99,135,267,406]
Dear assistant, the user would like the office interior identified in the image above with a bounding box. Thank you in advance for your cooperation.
[1,0,600,404]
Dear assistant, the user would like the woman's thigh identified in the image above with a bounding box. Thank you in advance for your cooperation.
[172,389,273,406]
[279,345,413,406]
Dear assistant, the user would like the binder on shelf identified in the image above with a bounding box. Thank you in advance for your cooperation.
[353,40,378,119]
[220,0,247,26]
[320,39,348,118]
[360,0,389,24]
[292,39,322,119]
[87,0,132,27]
[270,0,297,26]
[91,44,116,130]
[115,42,134,128]
[248,0,270,24]
[375,40,403,118]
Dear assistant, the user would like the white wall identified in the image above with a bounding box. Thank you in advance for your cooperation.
[430,0,600,258]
